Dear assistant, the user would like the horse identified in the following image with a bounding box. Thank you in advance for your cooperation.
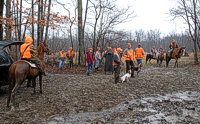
[166,47,186,68]
[157,51,165,66]
[7,41,51,108]
[146,53,156,64]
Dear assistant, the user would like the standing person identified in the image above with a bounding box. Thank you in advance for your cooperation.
[20,36,46,75]
[103,47,114,74]
[95,47,101,71]
[67,47,75,68]
[58,49,66,71]
[151,46,157,58]
[123,43,135,77]
[135,43,145,66]
[169,39,178,58]
[113,48,123,84]
[86,48,93,75]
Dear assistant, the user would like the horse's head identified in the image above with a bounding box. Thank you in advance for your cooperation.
[39,41,52,55]
[180,46,186,55]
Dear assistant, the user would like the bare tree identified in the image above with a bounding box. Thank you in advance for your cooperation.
[0,0,4,40]
[170,0,199,64]
[78,0,85,65]
[6,0,11,40]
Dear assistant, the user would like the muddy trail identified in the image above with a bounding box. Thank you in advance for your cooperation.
[0,57,200,123]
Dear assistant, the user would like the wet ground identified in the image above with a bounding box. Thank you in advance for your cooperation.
[0,57,200,123]
[45,91,200,123]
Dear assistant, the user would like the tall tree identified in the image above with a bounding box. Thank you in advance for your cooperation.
[78,0,85,64]
[0,0,4,40]
[170,0,199,64]
[44,0,51,42]
[6,0,11,40]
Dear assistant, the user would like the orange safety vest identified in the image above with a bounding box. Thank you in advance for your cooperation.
[20,44,31,59]
[124,48,135,61]
[135,48,144,59]
[67,50,74,57]
[60,51,65,57]
[113,53,120,66]
[170,42,177,48]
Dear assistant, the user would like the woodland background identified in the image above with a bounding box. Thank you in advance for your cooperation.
[0,0,200,64]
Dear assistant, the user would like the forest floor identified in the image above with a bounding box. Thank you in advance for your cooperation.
[0,55,200,123]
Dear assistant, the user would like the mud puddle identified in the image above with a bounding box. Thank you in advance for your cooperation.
[43,91,200,124]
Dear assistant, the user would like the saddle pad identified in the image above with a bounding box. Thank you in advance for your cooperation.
[20,60,37,68]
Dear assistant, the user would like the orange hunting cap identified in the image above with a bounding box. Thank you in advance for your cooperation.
[88,47,93,50]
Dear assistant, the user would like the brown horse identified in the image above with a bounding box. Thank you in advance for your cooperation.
[157,51,165,66]
[166,47,186,68]
[7,41,51,108]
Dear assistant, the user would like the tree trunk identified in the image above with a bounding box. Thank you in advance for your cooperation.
[37,0,41,46]
[32,0,35,44]
[0,0,4,40]
[78,0,85,65]
[6,0,11,40]
[44,0,51,42]
[19,0,22,41]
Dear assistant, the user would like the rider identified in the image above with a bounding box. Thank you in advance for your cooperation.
[20,36,46,75]
[151,46,157,58]
[156,45,164,59]
[169,39,178,58]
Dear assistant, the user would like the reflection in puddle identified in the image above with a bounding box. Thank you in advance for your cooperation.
[43,91,200,123]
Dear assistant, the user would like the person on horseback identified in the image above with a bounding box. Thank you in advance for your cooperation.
[156,45,164,59]
[20,36,46,75]
[169,39,178,58]
[151,46,157,58]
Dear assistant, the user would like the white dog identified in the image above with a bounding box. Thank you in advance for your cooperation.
[120,70,131,83]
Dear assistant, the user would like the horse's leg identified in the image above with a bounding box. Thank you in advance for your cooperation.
[146,56,148,64]
[174,59,178,68]
[27,79,32,87]
[7,78,15,107]
[39,75,43,93]
[32,79,36,94]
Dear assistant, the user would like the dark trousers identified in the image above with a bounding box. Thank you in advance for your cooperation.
[69,60,73,68]
[114,65,120,83]
[126,60,134,77]
[68,56,73,68]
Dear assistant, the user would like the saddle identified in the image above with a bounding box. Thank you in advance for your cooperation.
[19,60,37,68]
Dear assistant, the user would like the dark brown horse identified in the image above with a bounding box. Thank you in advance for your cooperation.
[166,47,186,68]
[146,53,156,64]
[7,41,51,108]
[157,51,165,66]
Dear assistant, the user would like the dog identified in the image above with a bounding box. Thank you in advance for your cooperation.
[132,64,142,77]
[120,70,132,83]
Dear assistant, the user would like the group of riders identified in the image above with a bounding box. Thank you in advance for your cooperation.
[151,39,178,59]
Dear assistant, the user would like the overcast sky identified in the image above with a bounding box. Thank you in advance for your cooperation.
[116,0,186,35]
